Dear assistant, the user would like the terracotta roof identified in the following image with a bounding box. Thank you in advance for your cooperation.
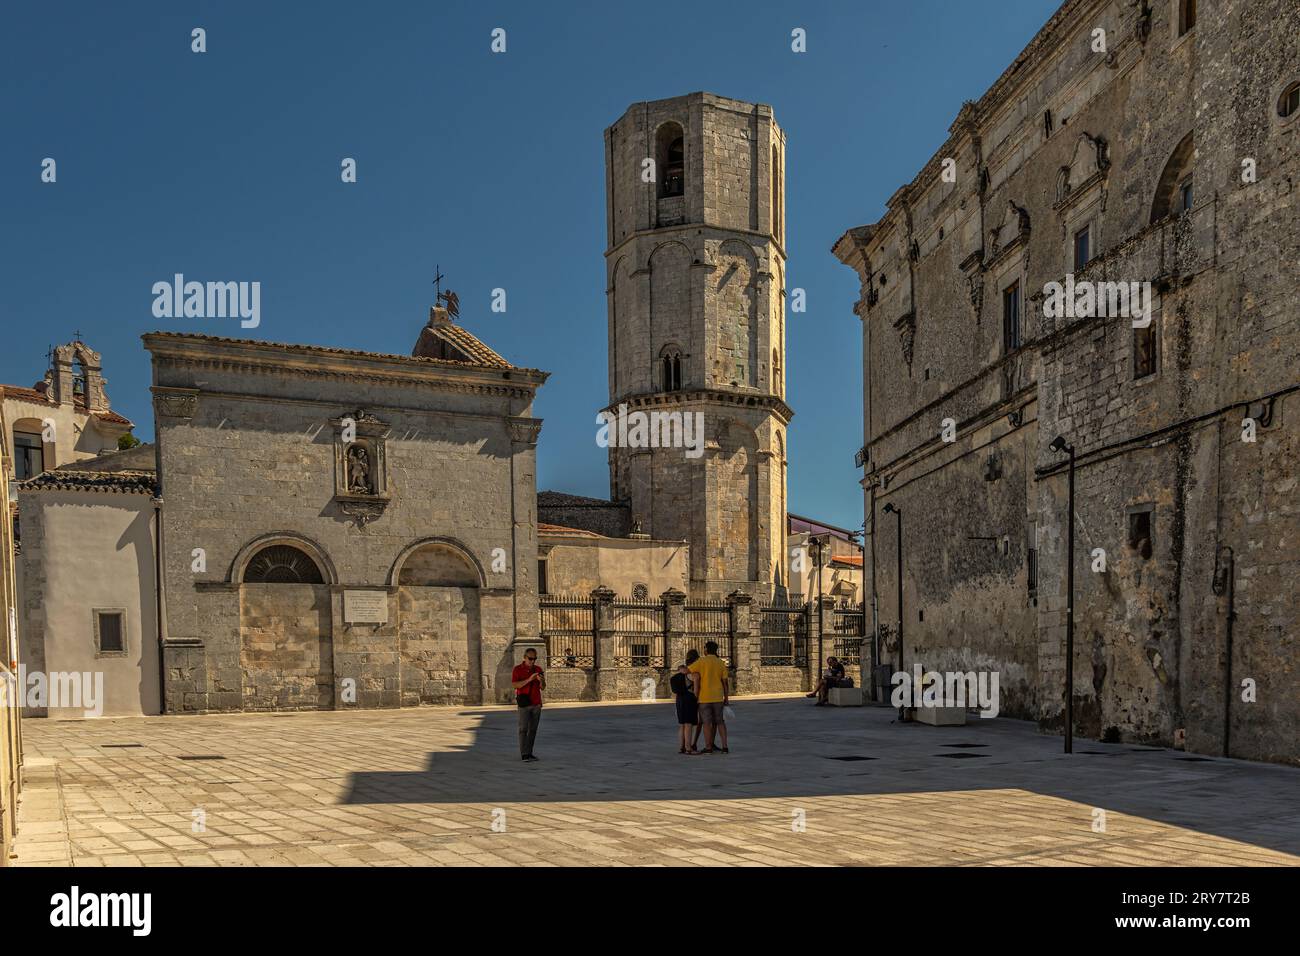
[830,554,863,568]
[2,384,55,406]
[538,523,605,538]
[1,383,134,427]
[415,322,512,369]
[19,470,158,495]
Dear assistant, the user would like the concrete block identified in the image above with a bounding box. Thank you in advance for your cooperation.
[913,706,967,726]
[828,687,863,706]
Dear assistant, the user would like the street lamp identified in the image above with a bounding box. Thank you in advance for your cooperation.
[882,502,904,720]
[1050,435,1075,754]
[810,534,826,675]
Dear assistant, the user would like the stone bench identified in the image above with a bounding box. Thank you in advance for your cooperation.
[912,706,967,726]
[828,687,863,706]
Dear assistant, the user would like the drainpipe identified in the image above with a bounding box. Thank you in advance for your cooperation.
[1213,546,1235,757]
[151,494,165,714]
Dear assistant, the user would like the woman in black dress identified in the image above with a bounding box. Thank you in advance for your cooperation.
[671,650,701,753]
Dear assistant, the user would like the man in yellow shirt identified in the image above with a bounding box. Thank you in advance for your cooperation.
[688,641,730,754]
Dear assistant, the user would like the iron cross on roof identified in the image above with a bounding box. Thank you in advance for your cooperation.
[431,263,459,320]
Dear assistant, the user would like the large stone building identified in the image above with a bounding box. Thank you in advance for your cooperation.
[835,0,1299,762]
[18,309,549,714]
[601,93,792,599]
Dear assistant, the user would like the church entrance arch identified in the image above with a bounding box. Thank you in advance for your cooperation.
[237,539,334,711]
[392,539,484,705]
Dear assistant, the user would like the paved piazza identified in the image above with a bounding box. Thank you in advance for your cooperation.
[11,696,1300,867]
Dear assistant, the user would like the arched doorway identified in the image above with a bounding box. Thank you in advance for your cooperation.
[238,540,334,711]
[393,540,483,706]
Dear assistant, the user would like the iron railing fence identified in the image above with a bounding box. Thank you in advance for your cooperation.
[830,605,866,665]
[757,602,810,666]
[683,599,733,666]
[539,595,595,668]
[611,601,666,667]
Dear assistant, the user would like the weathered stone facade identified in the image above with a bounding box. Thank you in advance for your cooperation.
[144,319,548,712]
[605,93,791,599]
[835,0,1299,763]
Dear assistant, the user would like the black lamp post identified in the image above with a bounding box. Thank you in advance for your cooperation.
[882,502,904,720]
[1050,435,1075,754]
[810,535,826,674]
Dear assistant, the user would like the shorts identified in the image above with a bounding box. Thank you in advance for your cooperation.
[697,701,725,724]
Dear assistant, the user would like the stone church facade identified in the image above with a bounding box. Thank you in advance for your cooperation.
[144,309,547,712]
[835,0,1299,762]
[602,93,791,599]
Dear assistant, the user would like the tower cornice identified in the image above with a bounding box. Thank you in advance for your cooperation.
[601,388,793,426]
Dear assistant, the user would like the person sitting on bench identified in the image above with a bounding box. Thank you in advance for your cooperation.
[809,657,848,705]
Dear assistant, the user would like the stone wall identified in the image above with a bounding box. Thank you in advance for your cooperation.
[144,332,546,713]
[836,0,1300,762]
[605,93,790,599]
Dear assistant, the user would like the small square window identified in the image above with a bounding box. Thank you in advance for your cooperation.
[94,609,126,656]
[1073,226,1091,270]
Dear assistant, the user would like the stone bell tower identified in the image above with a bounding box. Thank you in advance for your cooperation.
[603,92,792,599]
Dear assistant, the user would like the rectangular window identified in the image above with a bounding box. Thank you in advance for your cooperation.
[95,610,125,655]
[1002,281,1021,353]
[1179,0,1197,35]
[1179,177,1194,214]
[735,363,746,385]
[1073,225,1091,270]
[1128,509,1153,560]
[14,432,44,480]
[537,558,549,595]
[1027,547,1039,599]
[1134,322,1157,379]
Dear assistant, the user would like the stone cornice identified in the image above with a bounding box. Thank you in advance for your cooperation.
[843,0,1111,257]
[141,332,548,398]
[603,388,793,425]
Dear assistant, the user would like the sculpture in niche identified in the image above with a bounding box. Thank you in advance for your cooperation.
[347,445,372,495]
[331,409,391,528]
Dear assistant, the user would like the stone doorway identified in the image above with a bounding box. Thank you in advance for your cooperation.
[395,541,484,706]
[239,543,334,711]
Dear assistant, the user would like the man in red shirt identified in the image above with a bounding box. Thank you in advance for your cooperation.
[511,648,546,761]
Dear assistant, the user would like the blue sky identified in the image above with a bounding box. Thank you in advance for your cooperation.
[1,0,1060,530]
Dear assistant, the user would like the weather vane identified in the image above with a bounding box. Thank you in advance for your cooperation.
[431,263,459,320]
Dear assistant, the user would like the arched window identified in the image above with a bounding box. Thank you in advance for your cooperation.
[243,544,325,584]
[1150,133,1194,223]
[398,541,480,587]
[660,347,683,391]
[772,348,782,397]
[656,123,684,198]
[13,425,45,480]
[1279,82,1299,119]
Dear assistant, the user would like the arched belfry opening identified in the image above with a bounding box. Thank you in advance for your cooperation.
[657,122,685,198]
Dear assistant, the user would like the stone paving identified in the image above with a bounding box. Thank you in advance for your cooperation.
[10,695,1300,866]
